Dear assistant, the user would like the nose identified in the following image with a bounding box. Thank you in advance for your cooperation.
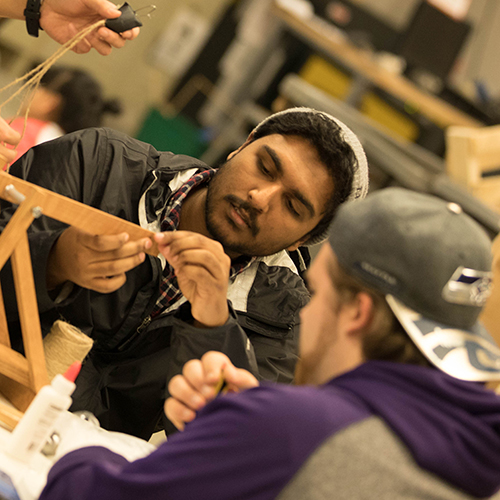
[248,184,281,213]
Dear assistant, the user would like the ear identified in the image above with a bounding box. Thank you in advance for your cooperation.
[344,292,374,338]
[226,131,255,160]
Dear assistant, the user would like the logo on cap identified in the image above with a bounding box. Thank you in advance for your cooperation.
[359,261,398,287]
[442,267,492,307]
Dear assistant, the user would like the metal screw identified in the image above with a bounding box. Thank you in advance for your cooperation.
[31,206,43,218]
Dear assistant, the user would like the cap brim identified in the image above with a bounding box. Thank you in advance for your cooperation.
[386,295,500,382]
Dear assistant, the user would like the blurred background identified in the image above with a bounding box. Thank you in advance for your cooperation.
[0,0,498,143]
[2,0,500,237]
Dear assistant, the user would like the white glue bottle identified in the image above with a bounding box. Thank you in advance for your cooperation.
[5,361,81,463]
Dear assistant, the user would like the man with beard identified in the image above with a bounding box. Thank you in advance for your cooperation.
[38,188,500,500]
[0,107,368,439]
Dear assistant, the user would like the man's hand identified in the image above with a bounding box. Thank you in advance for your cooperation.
[165,351,259,430]
[0,117,21,168]
[40,0,140,55]
[47,226,152,293]
[155,231,231,328]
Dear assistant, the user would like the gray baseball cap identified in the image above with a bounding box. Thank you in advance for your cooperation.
[328,187,500,382]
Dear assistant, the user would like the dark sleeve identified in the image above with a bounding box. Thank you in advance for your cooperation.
[0,129,109,325]
[165,300,299,386]
[0,228,64,320]
[166,302,259,378]
[160,302,258,434]
[0,128,155,339]
[246,322,300,384]
[236,261,308,385]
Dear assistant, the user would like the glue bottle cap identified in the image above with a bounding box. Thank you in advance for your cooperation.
[63,361,82,383]
[50,362,81,396]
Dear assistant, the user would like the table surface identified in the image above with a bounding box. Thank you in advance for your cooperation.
[272,2,482,129]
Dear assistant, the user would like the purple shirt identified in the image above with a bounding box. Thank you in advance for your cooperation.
[39,361,500,500]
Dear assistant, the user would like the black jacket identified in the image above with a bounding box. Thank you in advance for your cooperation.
[0,128,309,439]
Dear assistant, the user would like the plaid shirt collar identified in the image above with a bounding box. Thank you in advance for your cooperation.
[160,168,213,232]
[150,168,255,318]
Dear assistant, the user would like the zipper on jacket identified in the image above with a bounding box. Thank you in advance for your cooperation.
[117,315,152,352]
[136,315,152,335]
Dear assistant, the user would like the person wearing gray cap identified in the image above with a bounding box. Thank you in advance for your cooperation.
[38,187,500,500]
[0,107,368,439]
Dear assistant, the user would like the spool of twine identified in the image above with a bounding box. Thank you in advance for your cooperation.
[43,320,94,380]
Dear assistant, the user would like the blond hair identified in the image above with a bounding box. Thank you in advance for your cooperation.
[328,258,431,368]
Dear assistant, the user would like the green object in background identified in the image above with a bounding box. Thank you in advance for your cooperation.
[135,108,209,158]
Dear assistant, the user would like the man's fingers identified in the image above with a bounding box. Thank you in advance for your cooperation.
[224,365,259,391]
[181,353,232,401]
[164,353,257,431]
[0,118,21,147]
[85,0,122,19]
[0,117,21,166]
[200,352,232,384]
[120,27,140,40]
[80,231,129,251]
[180,359,208,393]
[156,231,227,258]
[99,30,126,48]
[176,265,227,298]
[166,365,208,430]
[201,351,258,394]
[169,369,206,409]
[0,147,17,166]
[96,26,139,46]
[87,38,112,56]
[81,231,152,255]
[157,232,231,278]
[164,398,196,431]
[71,36,93,54]
[51,227,151,292]
[170,249,229,279]
[89,251,146,277]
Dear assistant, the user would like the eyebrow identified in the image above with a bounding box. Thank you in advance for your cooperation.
[262,145,316,218]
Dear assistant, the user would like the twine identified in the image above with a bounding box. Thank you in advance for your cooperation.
[0,19,106,154]
[43,320,94,381]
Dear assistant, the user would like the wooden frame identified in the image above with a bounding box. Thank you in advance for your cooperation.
[446,125,500,214]
[0,170,157,429]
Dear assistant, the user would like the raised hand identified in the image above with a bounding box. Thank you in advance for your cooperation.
[0,117,21,167]
[47,226,152,293]
[165,351,259,430]
[155,231,232,328]
[40,0,140,55]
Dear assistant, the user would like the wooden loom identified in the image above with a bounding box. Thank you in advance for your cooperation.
[0,170,157,429]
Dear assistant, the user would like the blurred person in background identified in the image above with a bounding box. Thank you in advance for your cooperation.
[8,64,122,166]
[0,0,139,165]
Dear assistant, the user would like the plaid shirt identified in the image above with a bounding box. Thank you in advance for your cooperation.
[150,169,255,319]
